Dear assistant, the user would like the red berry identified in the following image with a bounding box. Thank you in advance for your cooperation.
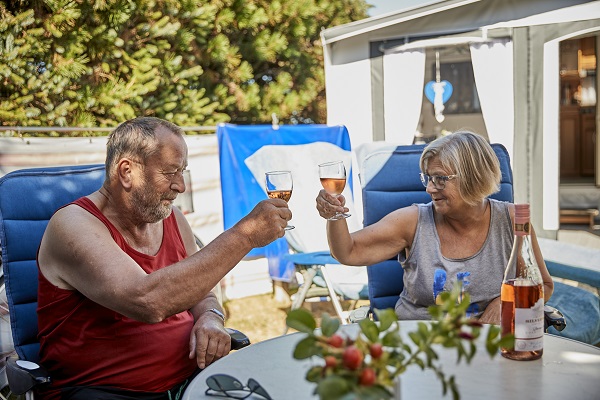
[324,355,337,368]
[328,334,344,348]
[370,343,383,359]
[360,368,376,386]
[342,345,364,370]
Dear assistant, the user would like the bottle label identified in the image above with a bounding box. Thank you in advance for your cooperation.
[514,222,530,236]
[514,297,544,351]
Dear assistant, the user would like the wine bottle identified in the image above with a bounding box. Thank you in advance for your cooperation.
[500,204,544,360]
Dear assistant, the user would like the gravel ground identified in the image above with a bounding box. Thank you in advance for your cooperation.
[223,292,368,344]
[224,293,292,343]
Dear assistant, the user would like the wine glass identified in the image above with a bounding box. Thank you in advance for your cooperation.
[318,160,351,220]
[265,171,294,230]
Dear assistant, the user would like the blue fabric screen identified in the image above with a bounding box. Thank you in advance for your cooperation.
[217,123,352,281]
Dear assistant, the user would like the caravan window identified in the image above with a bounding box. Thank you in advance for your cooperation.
[434,61,481,114]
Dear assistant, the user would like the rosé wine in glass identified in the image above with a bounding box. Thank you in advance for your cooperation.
[265,171,294,230]
[318,161,351,220]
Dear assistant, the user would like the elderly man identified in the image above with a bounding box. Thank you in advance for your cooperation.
[36,117,291,399]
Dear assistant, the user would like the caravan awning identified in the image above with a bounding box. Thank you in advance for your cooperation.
[321,0,598,45]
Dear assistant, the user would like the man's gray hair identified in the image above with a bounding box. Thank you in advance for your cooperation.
[104,117,183,183]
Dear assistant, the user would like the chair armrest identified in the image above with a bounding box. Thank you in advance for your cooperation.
[5,356,51,395]
[544,305,567,332]
[226,328,251,350]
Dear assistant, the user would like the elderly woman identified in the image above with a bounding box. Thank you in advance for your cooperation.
[316,131,554,324]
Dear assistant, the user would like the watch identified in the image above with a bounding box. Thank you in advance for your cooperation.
[205,308,225,322]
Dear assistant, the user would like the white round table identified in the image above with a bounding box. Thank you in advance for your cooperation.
[183,321,600,399]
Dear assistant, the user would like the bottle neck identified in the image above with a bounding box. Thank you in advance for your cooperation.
[514,222,530,236]
[514,204,531,237]
[514,215,530,237]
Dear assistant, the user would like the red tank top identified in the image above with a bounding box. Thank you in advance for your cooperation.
[37,197,197,399]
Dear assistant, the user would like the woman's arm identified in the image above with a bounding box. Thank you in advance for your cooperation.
[480,204,554,325]
[531,225,554,302]
[507,204,554,302]
[316,189,419,266]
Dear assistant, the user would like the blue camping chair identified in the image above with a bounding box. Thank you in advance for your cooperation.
[358,143,599,345]
[0,165,105,397]
[359,144,514,313]
[217,124,368,326]
[0,164,249,397]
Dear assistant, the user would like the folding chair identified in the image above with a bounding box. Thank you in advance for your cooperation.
[356,143,599,345]
[217,124,369,326]
[0,164,249,398]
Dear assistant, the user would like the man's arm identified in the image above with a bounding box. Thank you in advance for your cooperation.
[174,207,231,368]
[38,198,290,324]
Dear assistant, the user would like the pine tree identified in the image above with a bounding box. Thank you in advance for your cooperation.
[0,0,369,134]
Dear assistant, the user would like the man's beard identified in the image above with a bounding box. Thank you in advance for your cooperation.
[131,184,176,223]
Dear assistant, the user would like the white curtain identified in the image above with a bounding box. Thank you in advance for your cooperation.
[470,39,514,161]
[383,49,426,144]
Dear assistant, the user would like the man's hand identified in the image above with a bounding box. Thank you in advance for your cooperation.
[478,296,501,325]
[189,312,231,369]
[235,199,291,248]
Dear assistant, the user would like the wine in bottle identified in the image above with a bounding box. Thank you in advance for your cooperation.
[500,204,544,360]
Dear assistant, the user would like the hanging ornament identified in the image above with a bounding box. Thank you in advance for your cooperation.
[424,51,453,123]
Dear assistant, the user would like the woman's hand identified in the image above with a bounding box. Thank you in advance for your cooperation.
[478,296,501,325]
[316,189,349,220]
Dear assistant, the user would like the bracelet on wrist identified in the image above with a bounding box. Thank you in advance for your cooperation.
[204,308,225,322]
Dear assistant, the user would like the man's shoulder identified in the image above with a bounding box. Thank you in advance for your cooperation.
[52,197,90,218]
[49,197,105,232]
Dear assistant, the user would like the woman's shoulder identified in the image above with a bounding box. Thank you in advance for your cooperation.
[382,204,420,233]
[488,198,515,224]
[489,198,514,211]
[391,203,423,218]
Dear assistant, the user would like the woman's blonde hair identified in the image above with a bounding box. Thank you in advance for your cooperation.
[419,131,501,205]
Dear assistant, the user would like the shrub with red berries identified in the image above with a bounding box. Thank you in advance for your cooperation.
[286,284,512,400]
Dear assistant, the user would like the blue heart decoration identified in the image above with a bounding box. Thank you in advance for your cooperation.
[424,80,453,104]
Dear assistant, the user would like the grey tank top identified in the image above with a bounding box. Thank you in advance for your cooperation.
[395,199,513,320]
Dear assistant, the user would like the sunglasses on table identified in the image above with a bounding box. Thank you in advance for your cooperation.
[205,374,273,400]
[419,173,458,190]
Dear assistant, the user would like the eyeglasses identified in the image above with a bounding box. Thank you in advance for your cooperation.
[131,159,187,181]
[205,374,273,400]
[160,167,187,181]
[420,173,458,190]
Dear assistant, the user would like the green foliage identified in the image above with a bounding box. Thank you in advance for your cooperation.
[286,284,512,400]
[0,0,369,134]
